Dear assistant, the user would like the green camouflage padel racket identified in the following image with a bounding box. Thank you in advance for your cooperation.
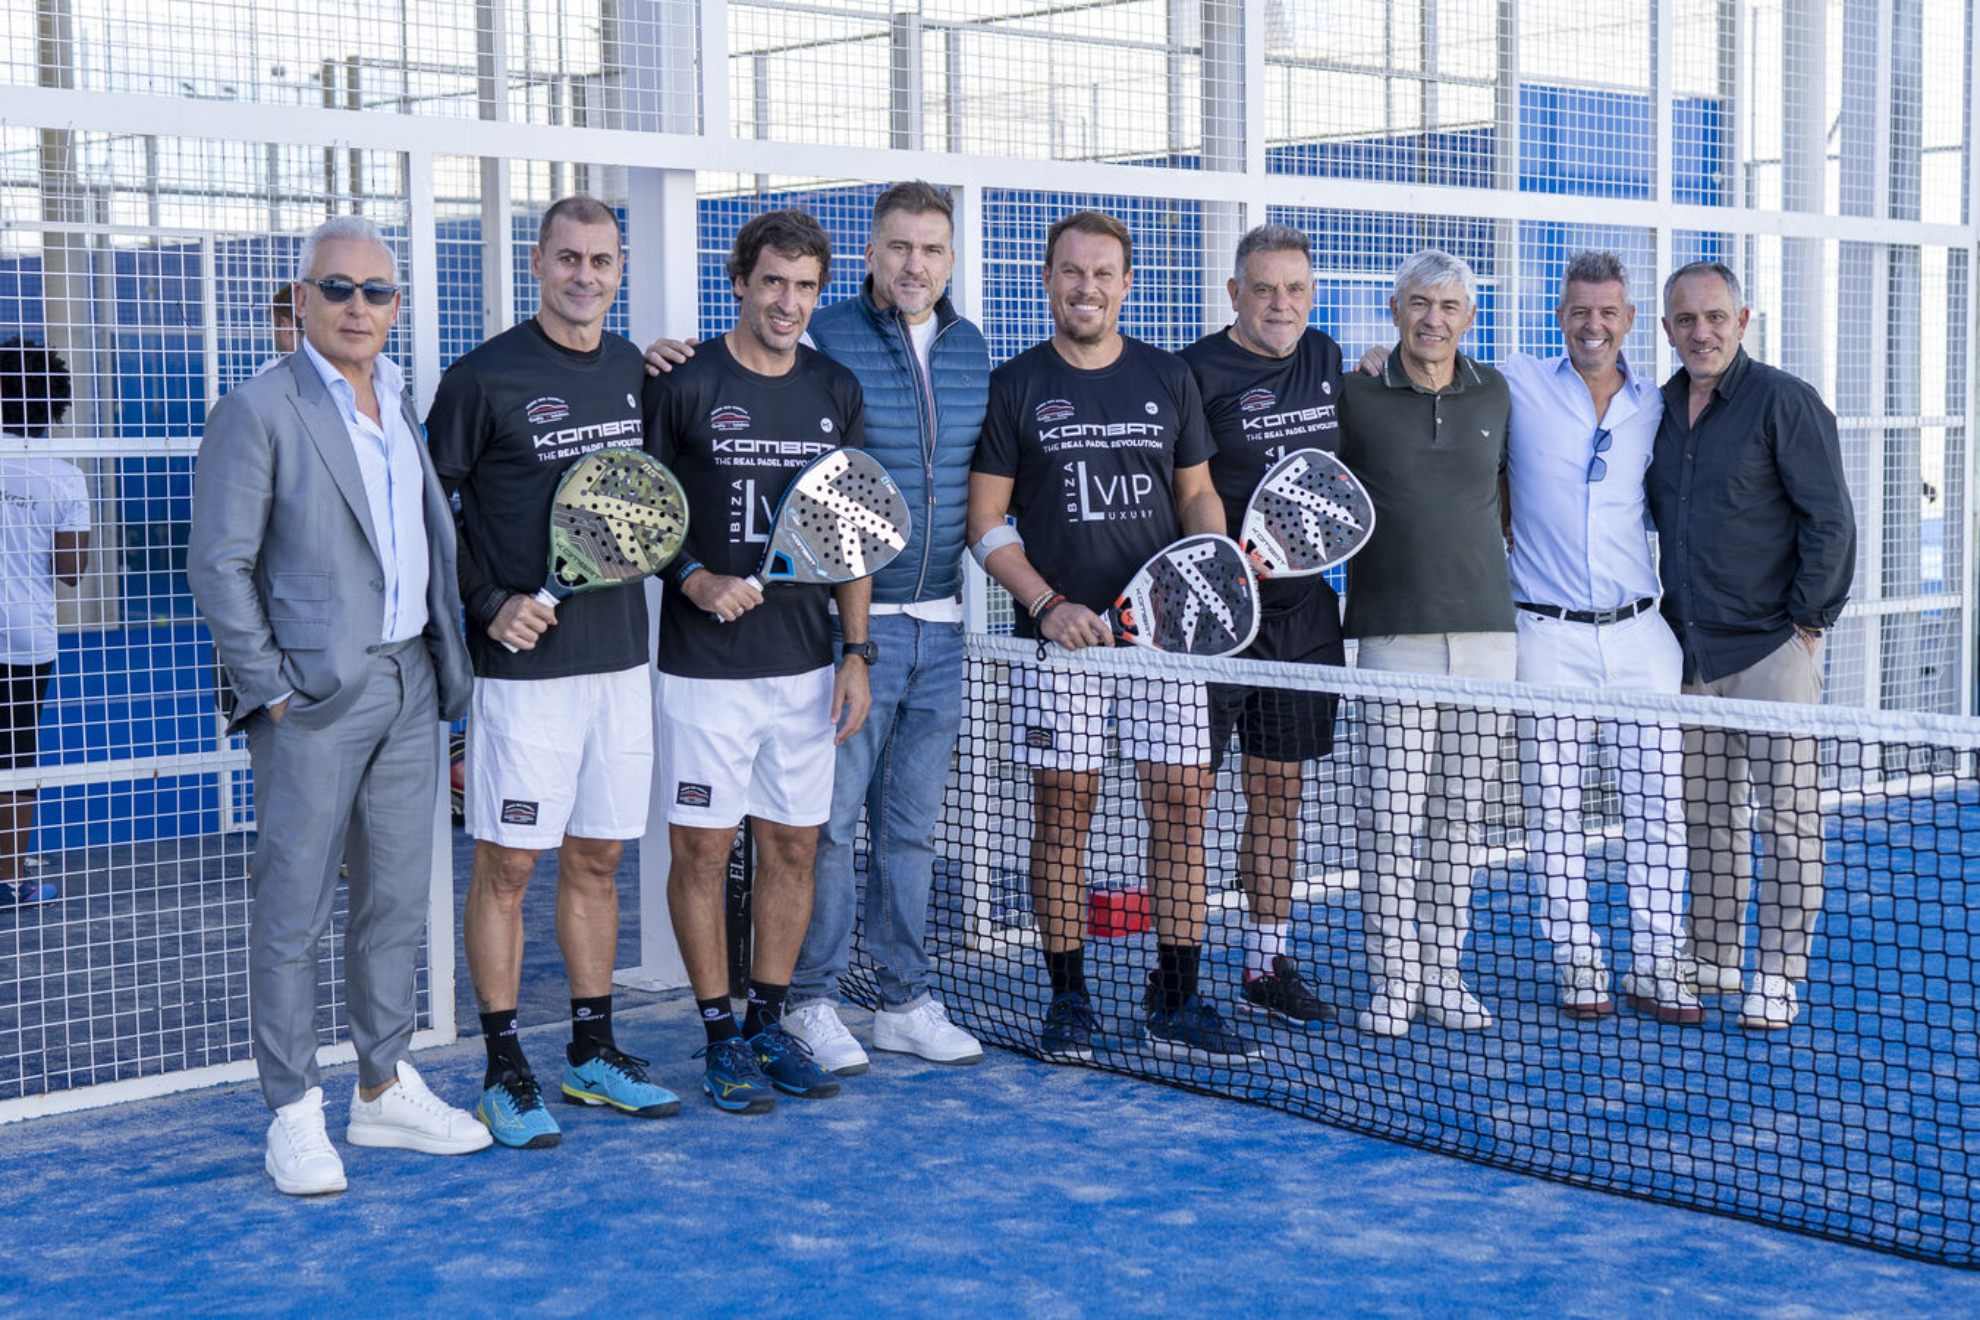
[498,447,688,653]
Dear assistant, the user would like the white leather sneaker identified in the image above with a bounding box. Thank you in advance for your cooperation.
[347,1060,493,1154]
[1355,977,1421,1037]
[1558,953,1612,1019]
[782,1001,870,1076]
[1423,968,1492,1031]
[1621,957,1705,1024]
[1679,957,1744,995]
[266,1087,347,1196]
[1737,974,1800,1030]
[874,999,984,1065]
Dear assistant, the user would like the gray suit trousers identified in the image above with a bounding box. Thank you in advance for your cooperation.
[246,640,439,1109]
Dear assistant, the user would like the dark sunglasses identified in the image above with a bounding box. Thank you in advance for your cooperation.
[1587,427,1613,483]
[302,277,398,307]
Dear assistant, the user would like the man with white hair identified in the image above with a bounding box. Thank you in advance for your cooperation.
[1337,248,1514,1037]
[191,215,489,1195]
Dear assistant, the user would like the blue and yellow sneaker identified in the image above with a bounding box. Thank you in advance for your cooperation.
[1040,991,1095,1064]
[562,1044,681,1118]
[694,1036,776,1114]
[749,1021,840,1099]
[475,1065,562,1148]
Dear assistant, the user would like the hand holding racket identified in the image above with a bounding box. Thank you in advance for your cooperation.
[498,448,689,653]
[708,447,912,622]
[1239,447,1375,578]
[1102,533,1261,657]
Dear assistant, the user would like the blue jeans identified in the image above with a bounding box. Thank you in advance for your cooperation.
[792,613,965,1010]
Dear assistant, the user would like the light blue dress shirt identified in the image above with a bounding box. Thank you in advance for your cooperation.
[299,338,430,643]
[1502,350,1663,612]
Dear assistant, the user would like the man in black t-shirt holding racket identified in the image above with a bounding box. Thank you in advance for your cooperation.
[967,209,1249,1066]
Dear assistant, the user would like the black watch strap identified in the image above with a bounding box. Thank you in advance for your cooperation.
[842,640,879,664]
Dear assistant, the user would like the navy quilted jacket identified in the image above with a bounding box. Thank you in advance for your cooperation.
[807,280,989,604]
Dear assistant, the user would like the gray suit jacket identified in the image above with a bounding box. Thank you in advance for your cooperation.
[189,352,473,735]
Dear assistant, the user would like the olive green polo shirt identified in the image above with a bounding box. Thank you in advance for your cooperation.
[1337,350,1515,639]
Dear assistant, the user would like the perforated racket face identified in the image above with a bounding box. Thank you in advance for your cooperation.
[1105,533,1260,656]
[547,449,689,593]
[758,448,912,585]
[1239,448,1376,577]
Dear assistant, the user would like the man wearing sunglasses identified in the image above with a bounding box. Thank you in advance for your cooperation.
[190,215,488,1196]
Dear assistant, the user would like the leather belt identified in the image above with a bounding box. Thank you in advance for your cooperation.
[1514,596,1657,626]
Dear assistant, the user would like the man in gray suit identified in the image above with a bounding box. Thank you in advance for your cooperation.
[190,215,490,1196]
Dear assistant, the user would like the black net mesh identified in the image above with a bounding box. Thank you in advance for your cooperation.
[836,635,1980,1268]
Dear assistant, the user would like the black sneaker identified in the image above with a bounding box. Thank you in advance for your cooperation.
[1040,991,1095,1063]
[1146,995,1257,1063]
[1239,955,1339,1025]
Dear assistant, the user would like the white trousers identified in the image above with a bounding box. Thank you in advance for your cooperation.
[1514,607,1686,965]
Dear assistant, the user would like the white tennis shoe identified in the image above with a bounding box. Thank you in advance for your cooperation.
[1423,969,1493,1031]
[1737,975,1801,1031]
[782,1002,870,1076]
[266,1087,346,1197]
[1355,977,1421,1037]
[874,999,983,1065]
[346,1060,493,1154]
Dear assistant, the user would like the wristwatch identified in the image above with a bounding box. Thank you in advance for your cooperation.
[842,640,880,665]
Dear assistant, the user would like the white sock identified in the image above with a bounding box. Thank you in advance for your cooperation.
[1246,921,1289,979]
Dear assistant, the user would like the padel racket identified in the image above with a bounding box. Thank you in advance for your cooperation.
[738,447,911,594]
[1238,447,1375,578]
[498,447,688,653]
[1104,533,1261,657]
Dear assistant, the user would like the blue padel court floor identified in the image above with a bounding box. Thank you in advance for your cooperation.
[8,832,1980,1314]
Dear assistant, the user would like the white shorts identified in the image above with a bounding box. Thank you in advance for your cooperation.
[467,664,655,850]
[657,667,836,829]
[1011,663,1209,774]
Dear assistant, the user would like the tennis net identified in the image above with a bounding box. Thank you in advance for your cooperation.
[840,633,1980,1268]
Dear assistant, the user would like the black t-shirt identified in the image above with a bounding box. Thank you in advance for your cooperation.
[1179,326,1345,662]
[426,318,653,680]
[644,337,866,679]
[973,336,1215,639]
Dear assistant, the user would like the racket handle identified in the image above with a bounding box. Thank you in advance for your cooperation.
[710,574,765,624]
[496,592,560,653]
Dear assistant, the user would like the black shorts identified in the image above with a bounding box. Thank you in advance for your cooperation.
[1208,583,1344,771]
[0,662,54,771]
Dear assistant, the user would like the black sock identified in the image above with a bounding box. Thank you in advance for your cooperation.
[1156,943,1202,1013]
[1045,946,1087,999]
[697,995,741,1046]
[479,1009,528,1084]
[743,980,788,1038]
[569,995,613,1063]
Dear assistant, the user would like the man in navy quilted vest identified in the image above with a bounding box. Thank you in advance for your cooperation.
[647,181,989,1074]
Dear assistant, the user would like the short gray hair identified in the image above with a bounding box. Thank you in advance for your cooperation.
[1662,259,1743,311]
[296,214,399,285]
[1560,250,1630,303]
[1393,249,1476,308]
[1232,223,1311,283]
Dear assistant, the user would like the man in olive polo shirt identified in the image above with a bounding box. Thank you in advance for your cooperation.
[1338,248,1515,1038]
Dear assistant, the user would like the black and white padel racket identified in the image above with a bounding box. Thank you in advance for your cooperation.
[1103,533,1261,657]
[1238,447,1375,578]
[734,447,911,602]
[500,447,689,653]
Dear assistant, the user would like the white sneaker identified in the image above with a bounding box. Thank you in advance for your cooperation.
[874,999,984,1065]
[347,1060,494,1154]
[266,1087,347,1196]
[1558,953,1612,1019]
[1680,957,1744,995]
[1620,957,1705,1024]
[783,1002,870,1076]
[1423,968,1492,1031]
[1737,974,1800,1031]
[1355,977,1421,1037]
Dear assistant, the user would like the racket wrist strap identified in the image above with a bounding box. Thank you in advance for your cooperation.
[672,558,705,590]
[1031,592,1067,623]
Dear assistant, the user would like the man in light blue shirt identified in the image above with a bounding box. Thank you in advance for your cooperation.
[1500,252,1696,1025]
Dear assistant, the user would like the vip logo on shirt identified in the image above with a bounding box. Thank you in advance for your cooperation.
[1061,460,1157,523]
[820,417,834,434]
[500,799,539,826]
[1035,398,1076,425]
[676,782,713,808]
[710,404,751,432]
[525,397,570,425]
[626,392,637,408]
[1321,380,1333,395]
[1144,401,1159,415]
[1239,388,1276,413]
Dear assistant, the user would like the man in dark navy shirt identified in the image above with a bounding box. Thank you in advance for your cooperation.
[1645,259,1855,1032]
[1179,222,1343,1028]
[968,209,1247,1066]
[644,209,871,1113]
